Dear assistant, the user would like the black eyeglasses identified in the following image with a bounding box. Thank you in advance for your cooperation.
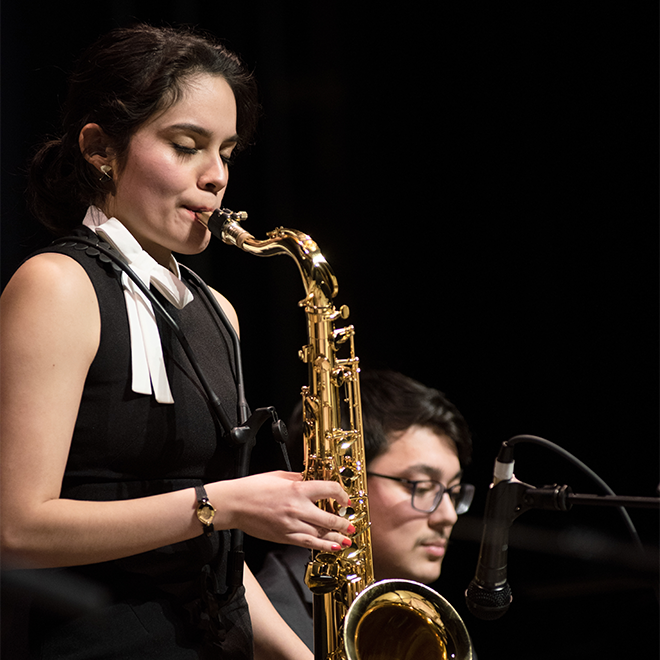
[367,473,475,515]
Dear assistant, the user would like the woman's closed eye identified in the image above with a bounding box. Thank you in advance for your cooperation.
[172,142,199,156]
[172,141,234,167]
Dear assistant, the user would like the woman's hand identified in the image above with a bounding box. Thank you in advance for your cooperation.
[211,471,354,553]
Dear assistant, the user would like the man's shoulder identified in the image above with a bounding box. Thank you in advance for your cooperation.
[257,545,314,651]
[258,545,311,595]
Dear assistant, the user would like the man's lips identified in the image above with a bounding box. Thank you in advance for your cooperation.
[419,538,448,558]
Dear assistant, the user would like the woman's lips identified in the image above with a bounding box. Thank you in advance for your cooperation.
[184,207,214,227]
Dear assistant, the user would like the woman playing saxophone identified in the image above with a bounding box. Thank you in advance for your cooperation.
[0,24,353,660]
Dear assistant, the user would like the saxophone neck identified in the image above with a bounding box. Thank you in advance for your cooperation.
[200,209,338,302]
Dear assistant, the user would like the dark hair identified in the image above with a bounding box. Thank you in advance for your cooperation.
[285,369,472,471]
[359,370,472,468]
[28,24,259,235]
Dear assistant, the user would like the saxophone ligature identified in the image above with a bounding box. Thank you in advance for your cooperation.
[199,208,473,660]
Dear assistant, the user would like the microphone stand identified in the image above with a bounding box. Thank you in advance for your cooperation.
[523,485,660,512]
[467,434,659,620]
[467,478,659,620]
[224,406,290,601]
[483,478,660,566]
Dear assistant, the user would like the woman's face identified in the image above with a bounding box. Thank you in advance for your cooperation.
[104,73,238,266]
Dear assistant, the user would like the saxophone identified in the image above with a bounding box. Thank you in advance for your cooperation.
[200,209,473,660]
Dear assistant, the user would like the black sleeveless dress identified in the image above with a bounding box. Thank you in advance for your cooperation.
[23,226,253,659]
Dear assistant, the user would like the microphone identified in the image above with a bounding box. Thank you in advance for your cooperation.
[465,442,526,620]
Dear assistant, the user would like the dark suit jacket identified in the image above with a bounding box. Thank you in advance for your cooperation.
[257,545,314,651]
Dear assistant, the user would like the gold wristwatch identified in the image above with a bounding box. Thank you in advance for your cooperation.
[195,485,216,536]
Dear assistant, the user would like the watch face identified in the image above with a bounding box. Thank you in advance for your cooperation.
[198,503,215,526]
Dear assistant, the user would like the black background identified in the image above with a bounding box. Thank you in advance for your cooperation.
[2,3,658,658]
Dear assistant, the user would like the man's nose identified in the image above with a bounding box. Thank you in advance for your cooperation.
[428,491,458,530]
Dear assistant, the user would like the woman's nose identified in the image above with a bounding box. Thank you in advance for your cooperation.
[199,155,228,193]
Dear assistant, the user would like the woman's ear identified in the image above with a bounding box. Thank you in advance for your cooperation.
[79,123,116,175]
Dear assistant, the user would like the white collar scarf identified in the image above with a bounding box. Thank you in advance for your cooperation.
[83,206,194,404]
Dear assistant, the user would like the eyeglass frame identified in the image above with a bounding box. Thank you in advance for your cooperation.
[366,472,475,515]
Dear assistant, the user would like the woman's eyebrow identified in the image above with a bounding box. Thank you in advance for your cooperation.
[169,123,239,144]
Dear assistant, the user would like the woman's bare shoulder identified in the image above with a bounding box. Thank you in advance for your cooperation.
[4,251,97,299]
[208,287,240,337]
[1,251,100,353]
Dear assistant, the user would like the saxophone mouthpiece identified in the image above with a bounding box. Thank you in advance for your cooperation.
[196,210,213,228]
[197,208,252,249]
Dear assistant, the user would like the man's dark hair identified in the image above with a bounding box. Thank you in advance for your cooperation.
[359,370,472,468]
[285,369,472,471]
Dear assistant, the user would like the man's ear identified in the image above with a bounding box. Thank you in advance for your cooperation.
[79,123,117,174]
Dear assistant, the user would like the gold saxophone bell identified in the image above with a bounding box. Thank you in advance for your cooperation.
[210,208,474,660]
[344,579,473,660]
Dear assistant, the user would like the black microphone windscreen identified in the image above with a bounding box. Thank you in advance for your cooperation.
[465,580,513,621]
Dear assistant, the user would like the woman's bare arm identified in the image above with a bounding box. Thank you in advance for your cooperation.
[244,565,313,660]
[1,255,352,569]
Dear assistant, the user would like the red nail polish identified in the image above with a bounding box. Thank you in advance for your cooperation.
[347,524,356,535]
[331,543,341,551]
[342,538,352,547]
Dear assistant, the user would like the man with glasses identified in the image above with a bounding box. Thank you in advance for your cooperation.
[257,368,474,650]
